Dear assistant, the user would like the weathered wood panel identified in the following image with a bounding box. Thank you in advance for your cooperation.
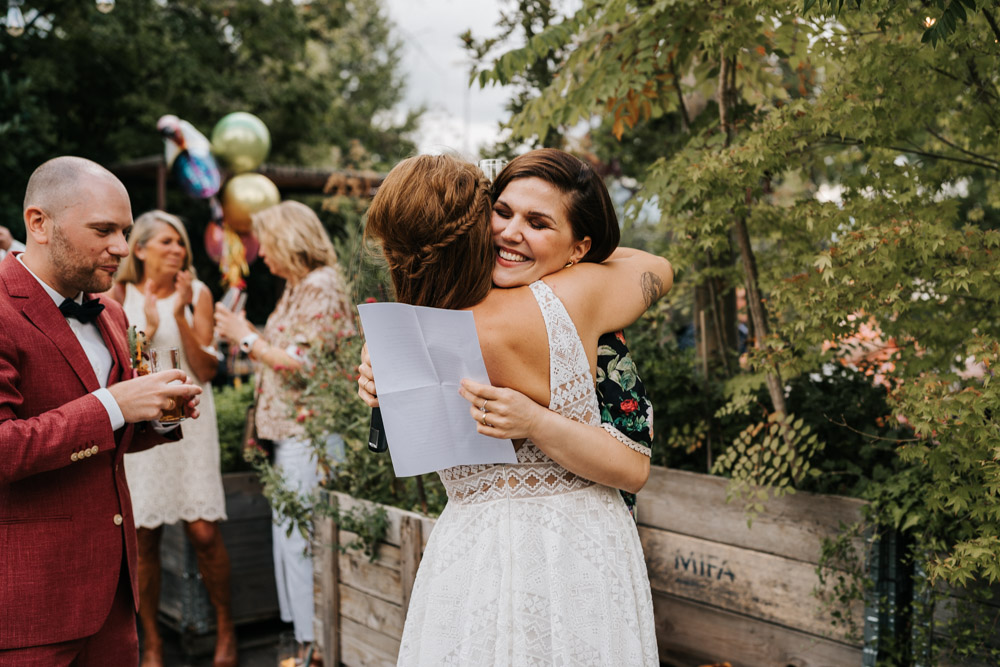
[340,617,401,667]
[159,471,279,637]
[340,584,406,638]
[640,526,863,642]
[313,494,339,667]
[637,467,866,564]
[332,492,436,549]
[339,529,401,569]
[339,551,403,604]
[653,592,862,667]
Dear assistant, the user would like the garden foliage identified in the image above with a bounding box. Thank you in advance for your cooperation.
[473,0,999,657]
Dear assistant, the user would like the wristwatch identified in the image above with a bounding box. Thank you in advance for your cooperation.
[239,333,260,354]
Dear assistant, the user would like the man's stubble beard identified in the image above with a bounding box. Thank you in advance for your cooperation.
[49,222,115,295]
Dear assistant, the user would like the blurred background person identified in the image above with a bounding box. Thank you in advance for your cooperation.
[0,225,25,261]
[214,200,351,661]
[110,210,235,667]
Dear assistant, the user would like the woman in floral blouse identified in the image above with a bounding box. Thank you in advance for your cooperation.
[214,200,351,656]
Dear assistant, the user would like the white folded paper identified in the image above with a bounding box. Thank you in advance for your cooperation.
[357,302,517,477]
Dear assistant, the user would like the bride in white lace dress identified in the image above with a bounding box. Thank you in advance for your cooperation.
[362,151,672,666]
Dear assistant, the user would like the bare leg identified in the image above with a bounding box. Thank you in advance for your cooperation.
[137,526,164,667]
[185,519,238,667]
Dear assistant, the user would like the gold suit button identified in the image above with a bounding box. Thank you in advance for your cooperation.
[91,445,99,455]
[70,452,79,462]
[113,514,123,526]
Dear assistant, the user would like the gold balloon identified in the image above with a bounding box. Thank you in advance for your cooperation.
[211,112,271,174]
[222,173,280,234]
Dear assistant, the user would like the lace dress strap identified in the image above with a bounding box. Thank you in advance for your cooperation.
[527,280,599,425]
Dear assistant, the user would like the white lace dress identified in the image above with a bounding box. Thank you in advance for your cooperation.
[397,281,658,666]
[123,281,226,528]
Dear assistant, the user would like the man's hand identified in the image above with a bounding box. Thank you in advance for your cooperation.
[108,370,203,423]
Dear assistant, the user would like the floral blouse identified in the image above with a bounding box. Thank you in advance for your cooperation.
[255,266,352,442]
[595,330,653,517]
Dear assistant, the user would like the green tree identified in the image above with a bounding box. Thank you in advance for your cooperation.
[477,2,1000,647]
[0,0,417,239]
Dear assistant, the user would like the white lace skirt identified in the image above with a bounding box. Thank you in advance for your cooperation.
[397,483,658,666]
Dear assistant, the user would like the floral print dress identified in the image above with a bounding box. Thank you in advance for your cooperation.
[595,330,654,516]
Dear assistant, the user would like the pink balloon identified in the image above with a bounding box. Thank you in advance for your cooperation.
[204,222,224,263]
[240,232,260,264]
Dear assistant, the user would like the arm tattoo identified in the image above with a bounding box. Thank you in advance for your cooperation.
[641,272,663,309]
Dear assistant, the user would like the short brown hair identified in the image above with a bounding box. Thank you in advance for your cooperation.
[492,148,620,263]
[365,155,493,310]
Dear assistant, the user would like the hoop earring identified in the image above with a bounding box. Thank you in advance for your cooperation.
[564,260,575,268]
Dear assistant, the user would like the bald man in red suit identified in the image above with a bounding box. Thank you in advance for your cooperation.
[0,157,204,666]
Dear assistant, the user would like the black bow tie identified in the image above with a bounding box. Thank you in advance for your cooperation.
[59,297,105,324]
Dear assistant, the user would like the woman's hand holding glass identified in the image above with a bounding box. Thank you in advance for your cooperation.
[213,302,253,344]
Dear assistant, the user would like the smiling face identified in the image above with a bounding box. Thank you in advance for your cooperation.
[491,177,592,288]
[43,176,133,296]
[136,223,187,279]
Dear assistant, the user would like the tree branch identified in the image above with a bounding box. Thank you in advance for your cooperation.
[824,137,1000,173]
[923,125,1000,166]
[669,54,692,131]
[983,6,1000,45]
[824,415,922,443]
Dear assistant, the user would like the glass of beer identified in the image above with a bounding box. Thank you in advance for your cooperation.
[151,347,186,422]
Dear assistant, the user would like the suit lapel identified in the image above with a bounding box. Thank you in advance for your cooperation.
[91,295,127,384]
[17,284,101,394]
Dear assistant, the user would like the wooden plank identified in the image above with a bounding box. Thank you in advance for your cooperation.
[640,525,864,642]
[333,492,435,548]
[339,529,401,570]
[637,467,866,564]
[400,515,422,619]
[313,496,340,667]
[339,551,403,604]
[340,617,400,667]
[652,591,862,667]
[339,584,405,638]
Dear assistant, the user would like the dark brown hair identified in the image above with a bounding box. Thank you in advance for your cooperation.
[365,154,494,310]
[491,148,620,263]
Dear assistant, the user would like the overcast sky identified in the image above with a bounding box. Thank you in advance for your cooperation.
[382,0,512,158]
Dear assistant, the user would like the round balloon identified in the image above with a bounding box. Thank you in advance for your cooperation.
[222,173,280,234]
[204,222,225,263]
[240,231,260,264]
[210,112,271,174]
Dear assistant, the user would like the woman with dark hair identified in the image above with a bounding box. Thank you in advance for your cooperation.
[361,151,670,664]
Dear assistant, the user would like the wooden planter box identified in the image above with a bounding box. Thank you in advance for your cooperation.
[313,467,868,667]
[159,471,280,651]
[312,490,435,667]
[638,467,866,666]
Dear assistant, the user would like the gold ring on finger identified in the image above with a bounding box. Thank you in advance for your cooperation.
[481,399,488,413]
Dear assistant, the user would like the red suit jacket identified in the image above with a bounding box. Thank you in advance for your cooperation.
[0,253,178,649]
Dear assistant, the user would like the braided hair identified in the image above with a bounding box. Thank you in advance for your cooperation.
[366,154,494,310]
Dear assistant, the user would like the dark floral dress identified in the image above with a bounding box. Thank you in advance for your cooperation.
[595,330,653,518]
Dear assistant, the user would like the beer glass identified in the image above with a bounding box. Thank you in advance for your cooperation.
[151,347,186,422]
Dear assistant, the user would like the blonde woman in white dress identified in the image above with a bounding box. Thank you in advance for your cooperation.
[110,210,235,667]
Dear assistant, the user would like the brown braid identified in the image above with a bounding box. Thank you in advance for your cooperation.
[366,155,495,310]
